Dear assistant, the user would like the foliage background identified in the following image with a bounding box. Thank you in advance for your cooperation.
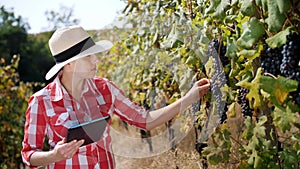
[1,0,300,168]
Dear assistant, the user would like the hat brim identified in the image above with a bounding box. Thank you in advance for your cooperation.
[45,40,113,80]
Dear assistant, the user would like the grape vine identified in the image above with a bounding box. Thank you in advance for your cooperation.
[105,0,300,168]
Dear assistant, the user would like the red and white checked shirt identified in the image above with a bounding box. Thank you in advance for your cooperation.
[21,74,147,169]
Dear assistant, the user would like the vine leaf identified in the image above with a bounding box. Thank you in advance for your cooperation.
[226,37,238,58]
[260,76,298,106]
[273,105,297,133]
[237,43,263,60]
[266,27,291,48]
[213,0,229,18]
[237,17,265,49]
[236,68,263,108]
[256,0,268,12]
[205,0,221,15]
[240,0,256,16]
[276,0,291,14]
[266,0,286,32]
[161,25,183,49]
[243,116,269,167]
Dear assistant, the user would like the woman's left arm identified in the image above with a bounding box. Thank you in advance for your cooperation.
[146,78,211,130]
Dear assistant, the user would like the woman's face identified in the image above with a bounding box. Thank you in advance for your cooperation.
[70,54,100,79]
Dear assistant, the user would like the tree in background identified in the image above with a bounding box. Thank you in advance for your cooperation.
[0,6,29,65]
[44,5,80,32]
[0,5,81,83]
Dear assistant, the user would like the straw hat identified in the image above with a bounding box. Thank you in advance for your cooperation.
[45,25,113,80]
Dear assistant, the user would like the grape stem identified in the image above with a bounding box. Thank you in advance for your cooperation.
[263,72,277,79]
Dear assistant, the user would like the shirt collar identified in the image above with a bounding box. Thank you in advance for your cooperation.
[50,71,71,102]
[49,72,92,102]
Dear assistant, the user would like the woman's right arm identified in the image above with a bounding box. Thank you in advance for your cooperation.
[21,96,83,167]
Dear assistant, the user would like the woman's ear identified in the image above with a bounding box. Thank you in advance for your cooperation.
[64,62,73,69]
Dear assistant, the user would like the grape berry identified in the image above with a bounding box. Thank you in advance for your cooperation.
[261,44,283,76]
[238,88,253,117]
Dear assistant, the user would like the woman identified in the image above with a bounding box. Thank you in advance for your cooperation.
[21,25,211,169]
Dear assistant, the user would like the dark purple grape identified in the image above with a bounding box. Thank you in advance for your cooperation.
[261,44,282,76]
[238,88,253,117]
[280,33,300,107]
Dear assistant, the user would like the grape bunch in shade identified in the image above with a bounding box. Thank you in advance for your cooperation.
[261,44,283,76]
[238,88,253,117]
[211,40,229,123]
[280,33,300,80]
[211,39,230,67]
[281,33,300,107]
[220,105,228,124]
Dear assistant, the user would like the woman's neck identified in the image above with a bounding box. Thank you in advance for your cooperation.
[60,72,84,101]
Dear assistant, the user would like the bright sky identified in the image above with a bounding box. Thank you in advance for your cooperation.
[0,0,127,33]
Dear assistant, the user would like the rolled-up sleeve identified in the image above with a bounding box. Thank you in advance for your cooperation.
[21,96,47,168]
[106,80,148,130]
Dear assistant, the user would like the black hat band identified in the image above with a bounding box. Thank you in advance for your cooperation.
[53,37,95,63]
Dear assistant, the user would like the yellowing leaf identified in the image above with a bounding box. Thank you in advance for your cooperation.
[274,83,288,104]
[236,68,263,108]
[260,76,298,106]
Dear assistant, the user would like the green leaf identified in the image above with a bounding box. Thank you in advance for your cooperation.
[205,0,221,15]
[256,0,268,12]
[266,0,286,32]
[161,25,183,49]
[260,76,298,105]
[237,47,261,60]
[236,68,263,108]
[280,149,300,168]
[266,27,291,48]
[237,17,265,49]
[207,152,223,165]
[226,37,238,58]
[254,116,267,138]
[244,117,255,140]
[273,105,297,133]
[213,0,230,18]
[276,0,291,14]
[241,0,256,16]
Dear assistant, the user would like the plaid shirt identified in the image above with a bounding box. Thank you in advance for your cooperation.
[21,74,147,169]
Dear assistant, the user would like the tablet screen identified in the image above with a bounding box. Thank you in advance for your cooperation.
[66,116,110,146]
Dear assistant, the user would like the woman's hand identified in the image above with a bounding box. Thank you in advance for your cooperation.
[29,138,84,166]
[184,78,211,104]
[52,138,84,162]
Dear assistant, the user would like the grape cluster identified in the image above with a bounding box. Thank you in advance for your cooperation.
[260,33,300,107]
[238,88,253,117]
[280,34,300,80]
[211,40,230,66]
[261,44,283,76]
[280,34,300,107]
[220,105,228,124]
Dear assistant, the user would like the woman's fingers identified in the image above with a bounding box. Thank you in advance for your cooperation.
[195,78,210,86]
[194,78,211,96]
[54,139,84,160]
[63,140,84,158]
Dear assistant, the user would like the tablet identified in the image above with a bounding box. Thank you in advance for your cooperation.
[66,116,110,146]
